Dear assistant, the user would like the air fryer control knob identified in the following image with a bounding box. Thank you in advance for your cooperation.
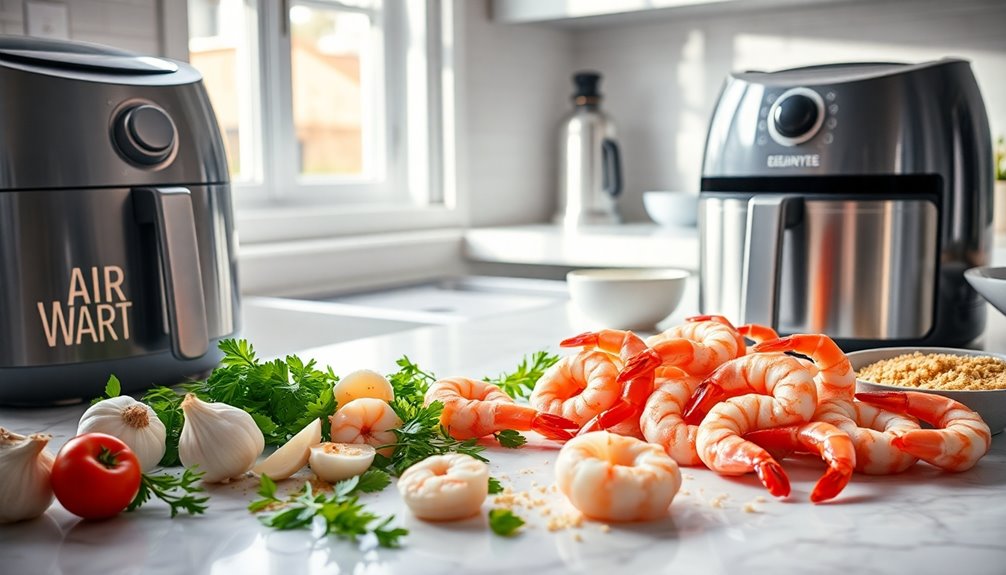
[114,104,177,166]
[767,87,825,146]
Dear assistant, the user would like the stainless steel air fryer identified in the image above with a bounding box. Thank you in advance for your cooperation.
[699,59,992,350]
[0,36,239,404]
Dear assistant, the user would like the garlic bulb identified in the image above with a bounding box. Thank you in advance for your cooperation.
[0,428,55,523]
[178,394,264,483]
[77,396,166,471]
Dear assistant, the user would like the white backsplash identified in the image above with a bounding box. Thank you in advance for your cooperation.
[0,0,160,54]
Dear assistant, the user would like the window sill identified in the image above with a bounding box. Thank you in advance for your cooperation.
[237,227,466,297]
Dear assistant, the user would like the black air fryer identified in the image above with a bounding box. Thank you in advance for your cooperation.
[699,59,992,350]
[0,36,239,404]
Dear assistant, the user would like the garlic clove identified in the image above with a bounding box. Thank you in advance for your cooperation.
[178,394,265,483]
[308,442,376,483]
[252,418,322,481]
[334,369,395,409]
[78,395,166,471]
[0,428,55,523]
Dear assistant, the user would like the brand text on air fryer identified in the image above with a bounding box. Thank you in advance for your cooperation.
[36,266,133,347]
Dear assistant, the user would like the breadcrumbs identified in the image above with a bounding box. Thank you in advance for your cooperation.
[709,494,729,508]
[742,503,760,513]
[858,352,1006,391]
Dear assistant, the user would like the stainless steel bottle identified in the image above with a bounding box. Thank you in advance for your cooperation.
[555,72,622,227]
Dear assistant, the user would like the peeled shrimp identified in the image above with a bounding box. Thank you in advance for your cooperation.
[530,350,621,427]
[856,391,991,472]
[329,397,402,457]
[685,354,819,497]
[555,431,681,522]
[561,330,655,434]
[754,334,856,402]
[628,317,744,380]
[639,367,703,466]
[745,421,856,503]
[397,453,489,521]
[812,399,920,475]
[424,377,577,441]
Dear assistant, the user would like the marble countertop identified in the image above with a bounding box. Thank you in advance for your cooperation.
[3,298,1006,575]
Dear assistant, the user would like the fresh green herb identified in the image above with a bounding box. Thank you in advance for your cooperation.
[90,374,122,405]
[374,401,487,476]
[127,468,209,517]
[142,386,186,466]
[484,351,560,401]
[386,356,436,407]
[192,340,338,446]
[493,429,527,449]
[488,508,524,536]
[488,477,504,495]
[249,471,405,548]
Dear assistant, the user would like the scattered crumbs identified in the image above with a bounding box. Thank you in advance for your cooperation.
[755,496,767,503]
[537,486,549,495]
[309,478,333,493]
[499,474,511,481]
[549,484,559,492]
[540,508,552,517]
[543,460,550,465]
[519,468,535,475]
[547,512,585,532]
[709,494,730,508]
[573,533,583,542]
[598,524,611,533]
[742,502,760,514]
[530,481,539,488]
[683,473,695,480]
[679,489,691,496]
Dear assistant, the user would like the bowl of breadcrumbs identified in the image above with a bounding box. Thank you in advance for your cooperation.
[848,347,1006,434]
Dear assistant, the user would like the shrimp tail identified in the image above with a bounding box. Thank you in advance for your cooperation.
[854,391,929,421]
[812,465,853,504]
[737,324,780,345]
[532,412,578,442]
[560,332,598,348]
[743,427,800,459]
[617,349,661,384]
[754,459,790,498]
[581,374,654,433]
[682,380,727,425]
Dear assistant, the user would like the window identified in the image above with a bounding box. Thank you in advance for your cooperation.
[186,0,450,216]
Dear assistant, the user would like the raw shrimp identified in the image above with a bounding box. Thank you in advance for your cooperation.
[397,453,489,521]
[684,354,819,497]
[555,431,682,522]
[744,421,856,503]
[561,330,655,434]
[629,317,744,379]
[855,391,991,472]
[812,399,919,474]
[639,367,703,466]
[329,397,403,457]
[529,350,621,427]
[424,377,578,441]
[683,353,819,426]
[754,334,855,402]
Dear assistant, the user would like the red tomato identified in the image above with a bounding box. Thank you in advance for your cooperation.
[51,432,142,520]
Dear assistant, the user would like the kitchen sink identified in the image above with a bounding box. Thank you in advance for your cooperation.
[242,276,569,358]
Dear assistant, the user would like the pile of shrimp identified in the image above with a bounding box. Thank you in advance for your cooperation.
[379,315,992,523]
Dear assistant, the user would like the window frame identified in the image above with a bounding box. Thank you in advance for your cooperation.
[171,0,461,244]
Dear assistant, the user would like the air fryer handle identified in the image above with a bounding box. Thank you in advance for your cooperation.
[133,187,209,360]
[602,138,622,198]
[741,195,793,329]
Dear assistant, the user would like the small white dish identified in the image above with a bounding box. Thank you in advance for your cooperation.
[566,268,689,331]
[848,346,1006,434]
[643,191,698,228]
[965,266,1006,316]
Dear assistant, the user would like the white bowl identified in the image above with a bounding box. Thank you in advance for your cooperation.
[965,266,1006,316]
[847,346,1006,434]
[566,268,689,330]
[643,191,698,228]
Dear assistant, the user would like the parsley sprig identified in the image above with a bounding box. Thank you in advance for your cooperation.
[142,339,338,466]
[374,401,488,476]
[249,471,405,548]
[488,508,525,536]
[484,351,559,401]
[127,468,209,517]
